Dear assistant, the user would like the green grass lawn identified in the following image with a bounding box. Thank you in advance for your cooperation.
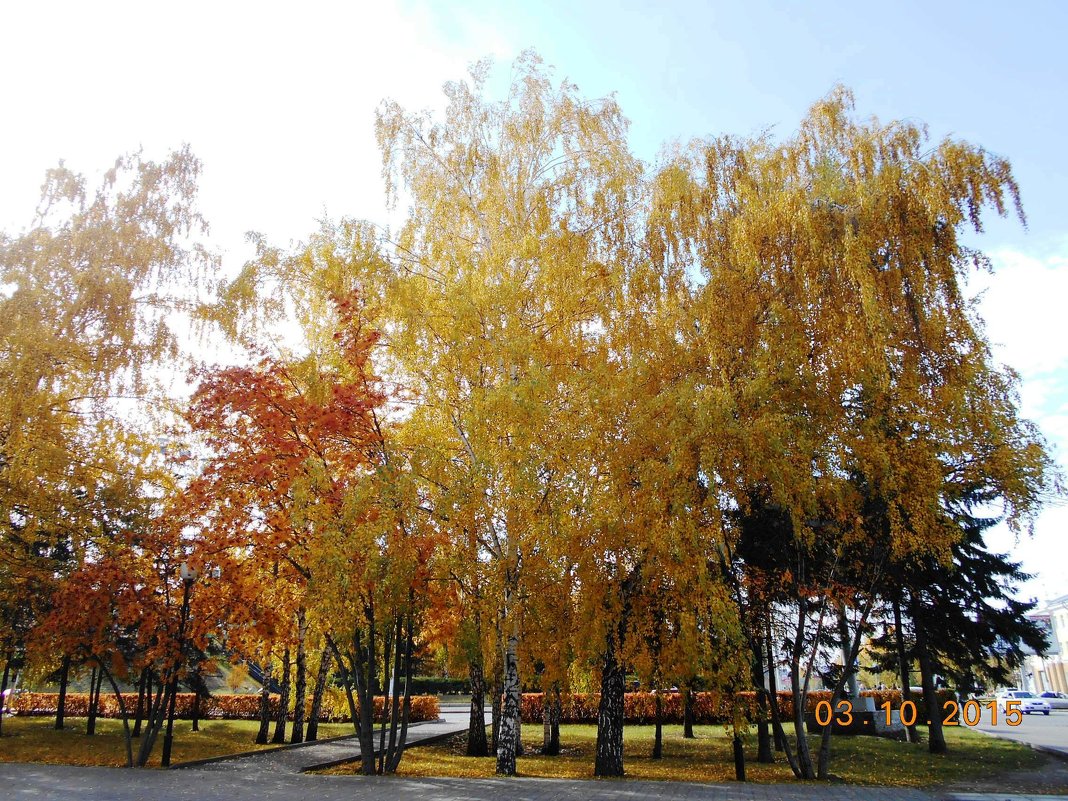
[0,717,356,767]
[323,723,1045,787]
[2,715,1049,788]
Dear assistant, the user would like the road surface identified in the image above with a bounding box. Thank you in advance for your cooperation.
[964,703,1068,758]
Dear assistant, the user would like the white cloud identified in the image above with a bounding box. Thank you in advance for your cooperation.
[971,249,1068,379]
[972,248,1068,602]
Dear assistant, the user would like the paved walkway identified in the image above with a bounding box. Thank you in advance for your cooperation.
[0,762,929,800]
[177,708,476,773]
[4,761,1067,800]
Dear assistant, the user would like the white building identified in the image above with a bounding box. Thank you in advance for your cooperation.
[1023,594,1068,694]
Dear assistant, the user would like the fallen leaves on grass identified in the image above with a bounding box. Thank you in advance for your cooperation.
[321,724,1046,788]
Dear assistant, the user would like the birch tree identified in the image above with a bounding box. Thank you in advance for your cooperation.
[649,86,1056,779]
[375,51,640,775]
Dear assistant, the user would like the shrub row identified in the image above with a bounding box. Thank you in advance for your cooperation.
[409,676,470,695]
[11,692,439,723]
[517,689,958,725]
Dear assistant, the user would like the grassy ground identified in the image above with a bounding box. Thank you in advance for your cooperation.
[1,716,1053,789]
[323,723,1047,787]
[0,716,355,768]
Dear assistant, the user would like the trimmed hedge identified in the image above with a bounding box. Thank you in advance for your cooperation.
[11,692,440,723]
[409,676,470,695]
[517,689,959,725]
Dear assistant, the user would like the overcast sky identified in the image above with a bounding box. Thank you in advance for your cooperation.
[3,0,1065,602]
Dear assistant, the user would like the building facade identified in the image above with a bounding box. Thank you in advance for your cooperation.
[1023,594,1068,693]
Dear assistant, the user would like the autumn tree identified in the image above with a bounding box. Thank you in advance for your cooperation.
[374,51,643,775]
[0,148,214,720]
[184,290,434,771]
[647,87,1056,779]
[28,436,233,768]
[207,52,671,776]
[22,58,1047,783]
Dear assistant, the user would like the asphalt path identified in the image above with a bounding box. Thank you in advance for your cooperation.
[0,762,943,801]
[175,708,479,773]
[964,703,1068,757]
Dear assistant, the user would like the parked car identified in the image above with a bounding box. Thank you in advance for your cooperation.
[1039,691,1068,710]
[996,689,1051,715]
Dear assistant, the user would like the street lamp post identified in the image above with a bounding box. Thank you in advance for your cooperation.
[161,561,197,768]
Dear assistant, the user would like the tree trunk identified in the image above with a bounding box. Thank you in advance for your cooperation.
[191,692,200,733]
[352,623,378,776]
[916,621,947,754]
[132,668,148,737]
[136,675,171,766]
[495,628,520,775]
[325,636,360,738]
[733,730,747,781]
[651,689,663,759]
[816,684,846,780]
[160,667,181,767]
[491,662,502,754]
[0,653,10,737]
[255,658,273,744]
[765,632,785,753]
[291,609,308,744]
[377,617,396,775]
[99,660,134,767]
[893,595,917,743]
[467,660,488,756]
[306,646,332,742]
[765,625,801,778]
[55,654,71,730]
[789,660,815,778]
[682,681,695,738]
[836,602,859,698]
[191,667,203,733]
[751,636,773,763]
[381,614,402,774]
[817,601,872,780]
[788,603,816,779]
[272,648,291,744]
[542,682,560,756]
[385,602,416,774]
[548,683,561,756]
[86,665,103,736]
[594,630,625,777]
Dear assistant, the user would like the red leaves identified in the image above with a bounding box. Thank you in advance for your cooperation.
[187,294,385,526]
[175,292,391,649]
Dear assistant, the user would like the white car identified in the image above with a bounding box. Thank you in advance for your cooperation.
[1039,691,1068,710]
[996,689,1051,715]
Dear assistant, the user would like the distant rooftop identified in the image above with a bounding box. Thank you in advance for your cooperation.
[1035,594,1068,613]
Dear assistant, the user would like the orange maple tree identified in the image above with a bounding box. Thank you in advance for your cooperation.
[179,292,433,772]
